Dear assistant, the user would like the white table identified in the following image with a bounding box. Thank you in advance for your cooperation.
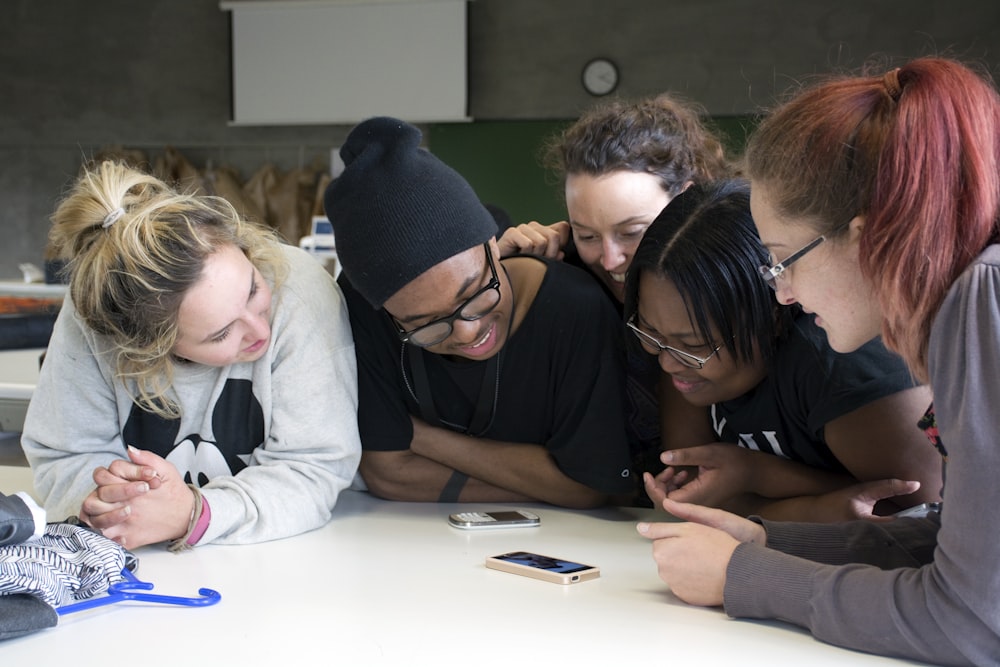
[0,465,926,665]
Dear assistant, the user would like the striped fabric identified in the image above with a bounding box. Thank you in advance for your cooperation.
[0,522,134,608]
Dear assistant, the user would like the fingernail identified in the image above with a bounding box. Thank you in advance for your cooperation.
[127,445,138,453]
[637,522,649,533]
[662,451,674,463]
[122,505,131,516]
[137,482,149,493]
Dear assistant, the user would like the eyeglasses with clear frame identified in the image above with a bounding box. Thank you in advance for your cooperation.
[758,222,850,291]
[389,242,502,348]
[625,314,723,369]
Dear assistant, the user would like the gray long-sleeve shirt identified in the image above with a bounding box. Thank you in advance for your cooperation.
[724,245,1000,666]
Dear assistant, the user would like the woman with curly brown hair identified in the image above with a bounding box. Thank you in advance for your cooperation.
[499,94,736,499]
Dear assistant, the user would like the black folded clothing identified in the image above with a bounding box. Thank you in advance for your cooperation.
[0,594,57,641]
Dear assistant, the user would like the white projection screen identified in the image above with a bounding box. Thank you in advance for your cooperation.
[221,0,469,125]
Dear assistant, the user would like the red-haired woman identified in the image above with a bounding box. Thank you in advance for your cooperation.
[637,57,1000,665]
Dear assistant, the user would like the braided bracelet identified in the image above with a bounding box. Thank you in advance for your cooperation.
[168,484,210,553]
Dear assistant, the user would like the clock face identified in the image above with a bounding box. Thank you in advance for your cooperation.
[582,58,619,96]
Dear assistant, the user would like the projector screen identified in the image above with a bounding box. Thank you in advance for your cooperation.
[221,0,469,125]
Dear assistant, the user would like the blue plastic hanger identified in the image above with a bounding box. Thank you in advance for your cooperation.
[56,567,221,615]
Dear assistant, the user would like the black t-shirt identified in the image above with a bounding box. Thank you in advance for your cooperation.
[713,312,918,473]
[563,242,664,487]
[339,257,634,496]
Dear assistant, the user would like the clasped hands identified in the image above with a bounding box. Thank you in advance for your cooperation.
[79,446,195,549]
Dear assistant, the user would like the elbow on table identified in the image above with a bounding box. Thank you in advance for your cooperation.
[553,489,609,510]
[357,452,430,502]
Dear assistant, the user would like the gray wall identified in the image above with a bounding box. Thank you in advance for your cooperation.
[468,0,1000,118]
[2,0,998,278]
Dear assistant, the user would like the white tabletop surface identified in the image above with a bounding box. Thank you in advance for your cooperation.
[0,465,927,665]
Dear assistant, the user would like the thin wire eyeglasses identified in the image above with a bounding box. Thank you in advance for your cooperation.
[625,315,723,369]
[758,223,850,291]
[389,243,501,348]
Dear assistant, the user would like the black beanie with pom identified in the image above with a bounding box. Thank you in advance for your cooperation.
[323,117,498,308]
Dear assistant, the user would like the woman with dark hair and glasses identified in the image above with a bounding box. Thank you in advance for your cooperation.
[625,179,941,521]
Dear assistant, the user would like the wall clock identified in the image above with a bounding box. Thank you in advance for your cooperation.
[581,57,619,96]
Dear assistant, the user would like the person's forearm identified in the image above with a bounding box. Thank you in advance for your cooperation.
[359,450,530,503]
[410,424,606,508]
[744,451,853,499]
[724,491,867,523]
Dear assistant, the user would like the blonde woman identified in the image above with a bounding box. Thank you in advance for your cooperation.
[22,160,361,550]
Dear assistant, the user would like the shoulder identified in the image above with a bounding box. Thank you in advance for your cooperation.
[336,272,397,353]
[276,245,337,294]
[772,313,829,369]
[507,259,622,357]
[929,244,1000,372]
[527,260,621,336]
[273,246,341,307]
[774,312,916,404]
[270,245,351,332]
[785,312,909,373]
[528,256,617,309]
[337,272,381,321]
[934,245,1000,321]
[50,291,115,359]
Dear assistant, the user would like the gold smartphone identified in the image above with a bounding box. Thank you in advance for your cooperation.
[485,551,600,585]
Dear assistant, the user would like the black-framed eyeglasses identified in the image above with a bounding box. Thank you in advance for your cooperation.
[389,243,501,348]
[758,222,850,291]
[625,314,723,369]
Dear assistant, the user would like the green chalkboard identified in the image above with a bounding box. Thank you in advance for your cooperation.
[428,116,757,229]
[429,120,571,228]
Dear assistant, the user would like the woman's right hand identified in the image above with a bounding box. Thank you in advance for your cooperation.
[497,220,570,259]
[636,499,766,606]
[80,446,194,548]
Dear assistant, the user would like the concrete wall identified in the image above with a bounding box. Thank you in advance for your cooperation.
[2,0,998,277]
[468,0,1000,118]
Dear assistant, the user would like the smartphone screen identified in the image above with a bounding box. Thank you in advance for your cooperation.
[485,551,600,584]
[492,551,591,573]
